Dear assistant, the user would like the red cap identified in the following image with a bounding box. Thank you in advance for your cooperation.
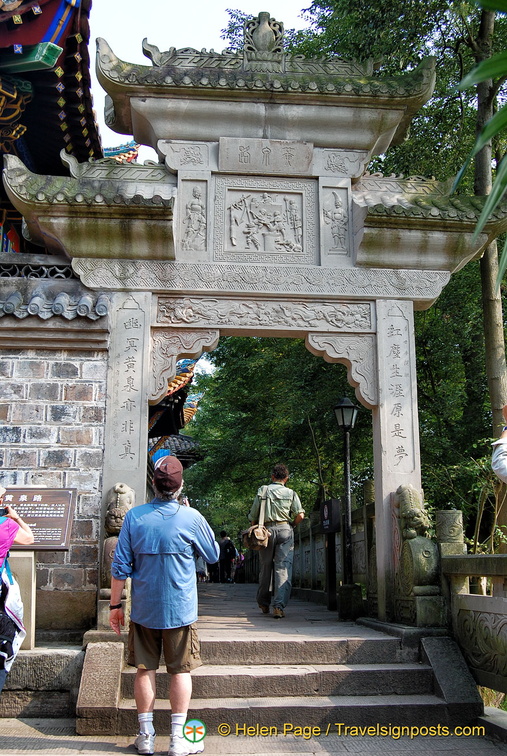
[153,456,183,493]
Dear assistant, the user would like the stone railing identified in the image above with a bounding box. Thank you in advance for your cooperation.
[291,504,375,604]
[243,500,507,694]
[441,548,507,694]
[243,500,375,606]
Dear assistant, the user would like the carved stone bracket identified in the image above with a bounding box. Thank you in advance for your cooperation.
[305,332,378,408]
[150,328,219,404]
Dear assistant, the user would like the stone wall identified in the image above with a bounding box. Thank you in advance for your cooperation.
[0,347,107,637]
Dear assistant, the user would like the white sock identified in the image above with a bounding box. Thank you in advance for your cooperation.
[171,712,186,738]
[138,711,155,735]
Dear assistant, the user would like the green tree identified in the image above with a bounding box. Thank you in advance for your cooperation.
[200,5,507,541]
[185,338,373,533]
[300,0,507,433]
[298,1,507,542]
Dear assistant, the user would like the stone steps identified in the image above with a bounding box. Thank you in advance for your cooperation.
[198,637,403,665]
[0,647,84,719]
[117,693,451,732]
[76,633,485,736]
[75,587,485,735]
[121,662,434,698]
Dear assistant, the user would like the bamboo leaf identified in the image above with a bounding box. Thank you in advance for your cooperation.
[475,105,507,149]
[452,153,474,192]
[473,156,507,240]
[459,51,507,89]
[453,106,507,192]
[496,235,507,291]
[473,0,507,12]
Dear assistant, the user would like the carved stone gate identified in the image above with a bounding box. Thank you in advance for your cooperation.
[4,12,507,621]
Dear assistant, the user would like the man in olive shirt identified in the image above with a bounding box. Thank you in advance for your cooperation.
[248,463,304,618]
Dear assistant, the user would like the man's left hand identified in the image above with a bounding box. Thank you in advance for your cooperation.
[109,608,125,635]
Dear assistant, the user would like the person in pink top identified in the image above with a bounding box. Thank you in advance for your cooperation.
[0,486,34,693]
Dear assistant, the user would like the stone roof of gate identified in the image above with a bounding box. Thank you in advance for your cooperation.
[3,154,175,208]
[97,37,435,105]
[5,154,502,231]
[0,281,109,320]
[352,174,507,230]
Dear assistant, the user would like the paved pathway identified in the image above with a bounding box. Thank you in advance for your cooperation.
[0,716,506,755]
[1,583,507,754]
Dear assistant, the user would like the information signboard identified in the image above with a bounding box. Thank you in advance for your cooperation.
[3,488,76,550]
[320,498,341,533]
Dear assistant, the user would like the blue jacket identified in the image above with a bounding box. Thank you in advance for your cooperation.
[112,498,219,629]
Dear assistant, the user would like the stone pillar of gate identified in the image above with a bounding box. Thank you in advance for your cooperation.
[373,300,421,620]
[307,300,421,620]
[103,292,152,508]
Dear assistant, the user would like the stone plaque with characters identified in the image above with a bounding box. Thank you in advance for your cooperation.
[3,488,76,550]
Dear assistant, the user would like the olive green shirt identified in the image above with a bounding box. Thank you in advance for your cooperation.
[248,482,304,524]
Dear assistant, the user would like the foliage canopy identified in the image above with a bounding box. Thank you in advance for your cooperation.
[185,3,507,548]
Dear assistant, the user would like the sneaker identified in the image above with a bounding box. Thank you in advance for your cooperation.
[134,732,155,755]
[258,604,270,614]
[273,607,285,618]
[168,735,204,756]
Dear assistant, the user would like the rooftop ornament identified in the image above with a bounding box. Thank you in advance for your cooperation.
[243,12,284,72]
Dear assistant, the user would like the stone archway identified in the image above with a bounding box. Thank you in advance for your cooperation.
[4,11,507,622]
[93,285,421,621]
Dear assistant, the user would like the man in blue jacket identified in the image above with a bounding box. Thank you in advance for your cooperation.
[109,456,219,756]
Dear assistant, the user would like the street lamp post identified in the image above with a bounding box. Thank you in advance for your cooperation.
[334,397,362,619]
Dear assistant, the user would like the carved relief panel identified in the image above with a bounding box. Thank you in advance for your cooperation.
[313,149,369,179]
[176,173,211,261]
[156,295,374,335]
[181,181,208,252]
[214,175,317,265]
[320,182,351,264]
[159,140,214,172]
[150,328,219,404]
[306,332,378,408]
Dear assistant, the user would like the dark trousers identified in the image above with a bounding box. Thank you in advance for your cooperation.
[219,559,232,583]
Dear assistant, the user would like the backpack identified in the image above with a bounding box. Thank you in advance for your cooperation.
[0,608,17,670]
[223,541,236,561]
[0,554,18,671]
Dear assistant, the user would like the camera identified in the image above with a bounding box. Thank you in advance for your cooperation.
[0,507,8,516]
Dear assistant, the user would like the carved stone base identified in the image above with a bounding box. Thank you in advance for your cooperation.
[395,595,446,628]
[338,583,364,620]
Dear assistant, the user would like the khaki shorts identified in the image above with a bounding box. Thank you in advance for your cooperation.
[127,621,202,673]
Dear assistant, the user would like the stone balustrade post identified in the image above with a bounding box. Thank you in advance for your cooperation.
[436,510,468,626]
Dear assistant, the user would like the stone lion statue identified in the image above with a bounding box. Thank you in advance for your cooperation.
[104,482,135,536]
[396,483,430,540]
[101,482,135,591]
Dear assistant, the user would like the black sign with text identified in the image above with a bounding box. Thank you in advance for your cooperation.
[320,498,341,533]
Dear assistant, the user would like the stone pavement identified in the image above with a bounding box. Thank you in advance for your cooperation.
[1,716,507,755]
[1,583,507,754]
